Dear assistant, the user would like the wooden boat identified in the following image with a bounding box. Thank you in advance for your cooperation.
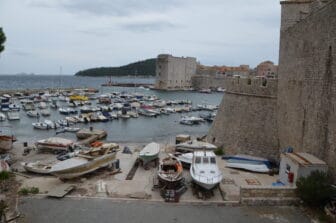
[190,151,222,190]
[222,154,271,173]
[35,137,74,151]
[157,155,183,184]
[0,134,14,152]
[49,144,118,179]
[139,142,160,165]
[21,160,56,174]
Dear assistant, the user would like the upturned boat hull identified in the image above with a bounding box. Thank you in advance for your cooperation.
[0,135,13,151]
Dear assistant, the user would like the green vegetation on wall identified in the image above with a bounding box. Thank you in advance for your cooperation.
[75,58,156,77]
[0,27,6,54]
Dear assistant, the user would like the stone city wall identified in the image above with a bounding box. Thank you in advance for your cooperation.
[277,0,336,178]
[207,77,279,160]
[191,75,227,90]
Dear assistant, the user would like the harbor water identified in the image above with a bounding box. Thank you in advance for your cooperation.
[0,75,223,143]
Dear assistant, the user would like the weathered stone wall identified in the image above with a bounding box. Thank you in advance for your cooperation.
[154,54,196,90]
[278,0,336,178]
[240,186,298,205]
[207,77,279,160]
[191,75,227,90]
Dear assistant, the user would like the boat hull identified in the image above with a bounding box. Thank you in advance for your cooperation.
[139,154,158,164]
[50,152,116,179]
[0,135,13,151]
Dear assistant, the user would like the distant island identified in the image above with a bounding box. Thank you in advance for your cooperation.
[75,58,156,77]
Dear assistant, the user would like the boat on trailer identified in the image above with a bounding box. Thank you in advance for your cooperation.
[190,151,222,190]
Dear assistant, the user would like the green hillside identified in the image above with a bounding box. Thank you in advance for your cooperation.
[75,58,156,77]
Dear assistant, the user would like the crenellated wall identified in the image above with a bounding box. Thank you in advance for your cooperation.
[207,77,279,160]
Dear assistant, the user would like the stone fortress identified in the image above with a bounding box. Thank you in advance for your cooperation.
[208,0,336,179]
[154,54,197,90]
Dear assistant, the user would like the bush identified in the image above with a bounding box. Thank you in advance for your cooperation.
[18,187,39,196]
[296,171,335,207]
[214,147,224,156]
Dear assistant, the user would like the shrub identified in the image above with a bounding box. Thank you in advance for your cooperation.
[214,147,224,156]
[30,187,39,194]
[0,171,10,181]
[296,170,335,207]
[18,188,30,196]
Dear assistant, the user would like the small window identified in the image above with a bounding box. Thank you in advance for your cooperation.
[195,157,201,164]
[262,78,267,87]
[203,157,209,164]
[210,157,216,164]
[247,78,251,85]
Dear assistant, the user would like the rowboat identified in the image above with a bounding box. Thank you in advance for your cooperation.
[49,144,118,179]
[139,142,160,165]
[21,160,56,174]
[190,151,222,190]
[157,155,183,184]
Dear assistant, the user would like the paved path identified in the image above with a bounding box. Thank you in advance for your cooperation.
[18,197,311,223]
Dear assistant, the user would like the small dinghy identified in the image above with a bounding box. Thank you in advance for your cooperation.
[190,151,222,190]
[139,142,160,165]
[157,155,183,184]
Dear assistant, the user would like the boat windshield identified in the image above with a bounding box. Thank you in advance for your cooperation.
[210,157,216,164]
[203,157,209,164]
[195,157,201,164]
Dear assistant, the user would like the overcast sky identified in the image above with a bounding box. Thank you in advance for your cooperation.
[0,0,281,75]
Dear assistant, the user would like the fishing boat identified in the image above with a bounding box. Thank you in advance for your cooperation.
[21,160,57,174]
[35,137,74,151]
[222,154,271,173]
[157,155,183,184]
[139,142,160,165]
[49,144,118,179]
[190,151,223,190]
[175,140,217,152]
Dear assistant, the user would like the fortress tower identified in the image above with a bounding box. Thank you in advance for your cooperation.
[208,0,336,178]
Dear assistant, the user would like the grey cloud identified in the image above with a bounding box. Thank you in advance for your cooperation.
[29,0,181,17]
[120,21,180,33]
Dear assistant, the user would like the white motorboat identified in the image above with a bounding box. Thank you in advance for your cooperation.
[44,120,57,129]
[7,111,20,120]
[38,102,47,109]
[9,103,20,111]
[139,142,160,165]
[175,152,193,165]
[50,144,118,179]
[32,122,49,130]
[35,137,74,151]
[175,140,217,152]
[179,116,204,125]
[27,110,39,117]
[40,109,51,116]
[190,151,223,190]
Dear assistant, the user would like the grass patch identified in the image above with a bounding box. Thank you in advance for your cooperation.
[18,187,39,196]
[0,171,10,181]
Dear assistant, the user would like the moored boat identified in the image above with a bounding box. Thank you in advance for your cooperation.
[175,140,217,152]
[222,154,271,173]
